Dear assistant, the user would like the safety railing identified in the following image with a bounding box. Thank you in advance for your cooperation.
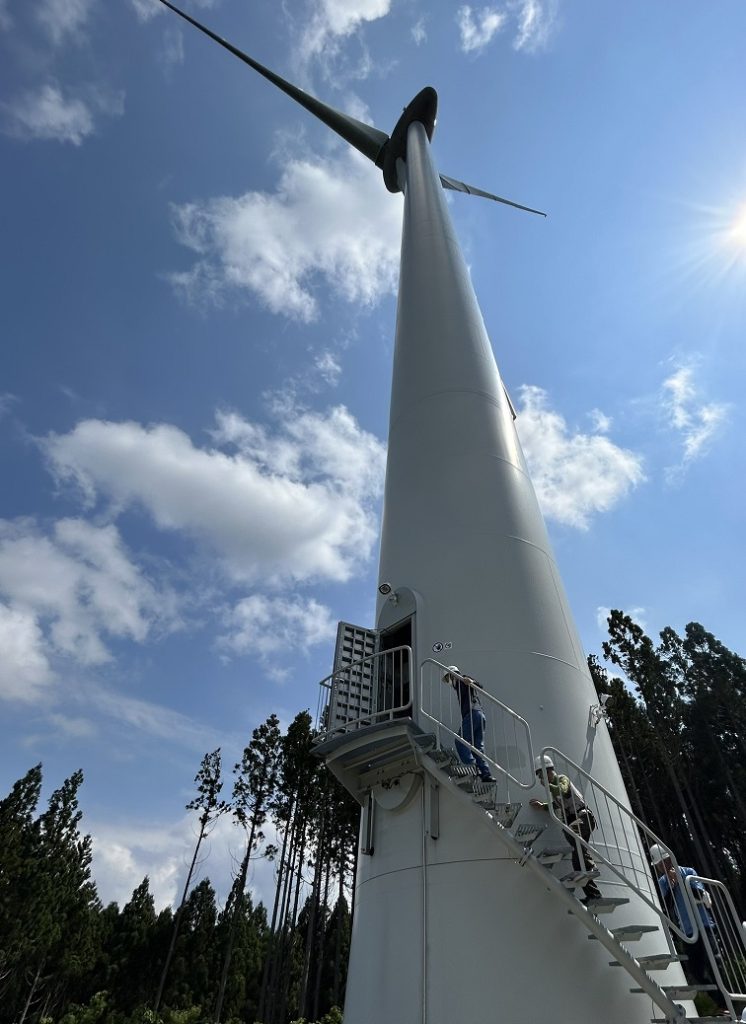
[685,875,746,1019]
[315,645,412,739]
[419,659,535,796]
[539,747,701,945]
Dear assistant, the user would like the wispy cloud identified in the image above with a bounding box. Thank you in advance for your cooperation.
[44,403,386,586]
[456,6,507,55]
[297,0,392,70]
[412,16,427,46]
[36,0,96,46]
[130,0,219,24]
[161,25,185,70]
[169,149,402,321]
[219,594,336,675]
[662,364,729,480]
[0,83,124,146]
[510,0,558,53]
[516,385,645,529]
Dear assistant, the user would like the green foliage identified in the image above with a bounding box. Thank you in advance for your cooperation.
[598,611,746,909]
[0,709,357,1024]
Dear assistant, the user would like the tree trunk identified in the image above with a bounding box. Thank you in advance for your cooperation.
[214,816,259,1023]
[154,823,207,1011]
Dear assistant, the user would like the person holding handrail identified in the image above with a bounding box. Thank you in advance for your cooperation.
[649,844,730,1016]
[530,754,602,904]
[442,666,495,783]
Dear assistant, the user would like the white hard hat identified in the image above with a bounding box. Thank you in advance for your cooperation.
[446,665,460,673]
[534,754,554,771]
[649,843,668,866]
[442,665,460,683]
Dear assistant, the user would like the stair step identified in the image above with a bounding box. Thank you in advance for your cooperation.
[428,748,458,767]
[536,847,572,865]
[590,924,658,942]
[570,897,629,915]
[487,802,522,828]
[632,983,716,998]
[561,868,600,889]
[609,953,684,970]
[512,822,546,847]
[652,1018,727,1023]
[413,733,437,753]
[448,764,478,779]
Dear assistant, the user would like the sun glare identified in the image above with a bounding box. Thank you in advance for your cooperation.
[726,205,746,250]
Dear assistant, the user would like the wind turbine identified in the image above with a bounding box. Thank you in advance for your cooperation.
[156,4,703,1023]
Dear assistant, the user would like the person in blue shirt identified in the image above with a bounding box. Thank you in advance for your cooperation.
[649,844,729,1015]
[442,666,495,783]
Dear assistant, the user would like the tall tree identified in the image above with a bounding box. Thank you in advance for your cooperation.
[214,714,281,1023]
[154,747,228,1012]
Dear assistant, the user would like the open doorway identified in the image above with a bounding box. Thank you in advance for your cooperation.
[377,617,413,720]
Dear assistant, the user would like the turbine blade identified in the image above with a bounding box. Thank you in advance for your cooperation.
[440,173,547,217]
[157,0,389,165]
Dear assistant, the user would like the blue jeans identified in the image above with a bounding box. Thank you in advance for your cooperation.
[455,709,491,779]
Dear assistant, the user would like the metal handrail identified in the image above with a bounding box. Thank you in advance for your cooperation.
[540,746,701,945]
[419,659,535,791]
[685,874,746,1018]
[316,645,413,738]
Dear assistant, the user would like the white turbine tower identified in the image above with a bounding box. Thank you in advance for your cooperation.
[157,5,717,1022]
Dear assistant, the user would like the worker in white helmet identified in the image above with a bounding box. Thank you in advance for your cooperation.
[442,666,495,783]
[649,844,729,1016]
[530,754,602,904]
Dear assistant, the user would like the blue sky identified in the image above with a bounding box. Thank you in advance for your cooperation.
[1,0,744,910]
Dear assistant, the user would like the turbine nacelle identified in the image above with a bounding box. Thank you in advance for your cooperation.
[376,86,438,194]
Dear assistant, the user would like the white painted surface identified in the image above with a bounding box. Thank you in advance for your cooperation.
[343,121,691,1022]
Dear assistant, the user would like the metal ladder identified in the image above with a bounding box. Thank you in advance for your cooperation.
[417,740,728,1024]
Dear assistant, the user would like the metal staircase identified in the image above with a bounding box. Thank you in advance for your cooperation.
[416,738,730,1024]
[315,655,745,1023]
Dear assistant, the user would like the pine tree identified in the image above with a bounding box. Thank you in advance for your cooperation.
[214,714,281,1023]
[154,747,228,1012]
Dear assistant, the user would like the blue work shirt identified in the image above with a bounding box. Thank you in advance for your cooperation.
[451,676,483,719]
[657,866,714,937]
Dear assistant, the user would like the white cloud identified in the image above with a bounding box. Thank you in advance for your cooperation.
[0,83,124,146]
[456,5,506,55]
[47,712,96,738]
[91,811,279,912]
[2,84,94,145]
[169,149,401,321]
[596,605,647,633]
[412,16,427,46]
[589,408,612,433]
[515,386,645,529]
[44,405,386,586]
[161,25,185,69]
[220,594,336,662]
[36,0,96,45]
[0,602,53,703]
[0,518,178,699]
[79,685,219,749]
[662,365,729,477]
[299,0,391,67]
[314,350,342,387]
[511,0,558,53]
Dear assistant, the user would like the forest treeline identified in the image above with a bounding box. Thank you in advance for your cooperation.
[2,613,745,1023]
[0,711,358,1024]
[593,612,746,912]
